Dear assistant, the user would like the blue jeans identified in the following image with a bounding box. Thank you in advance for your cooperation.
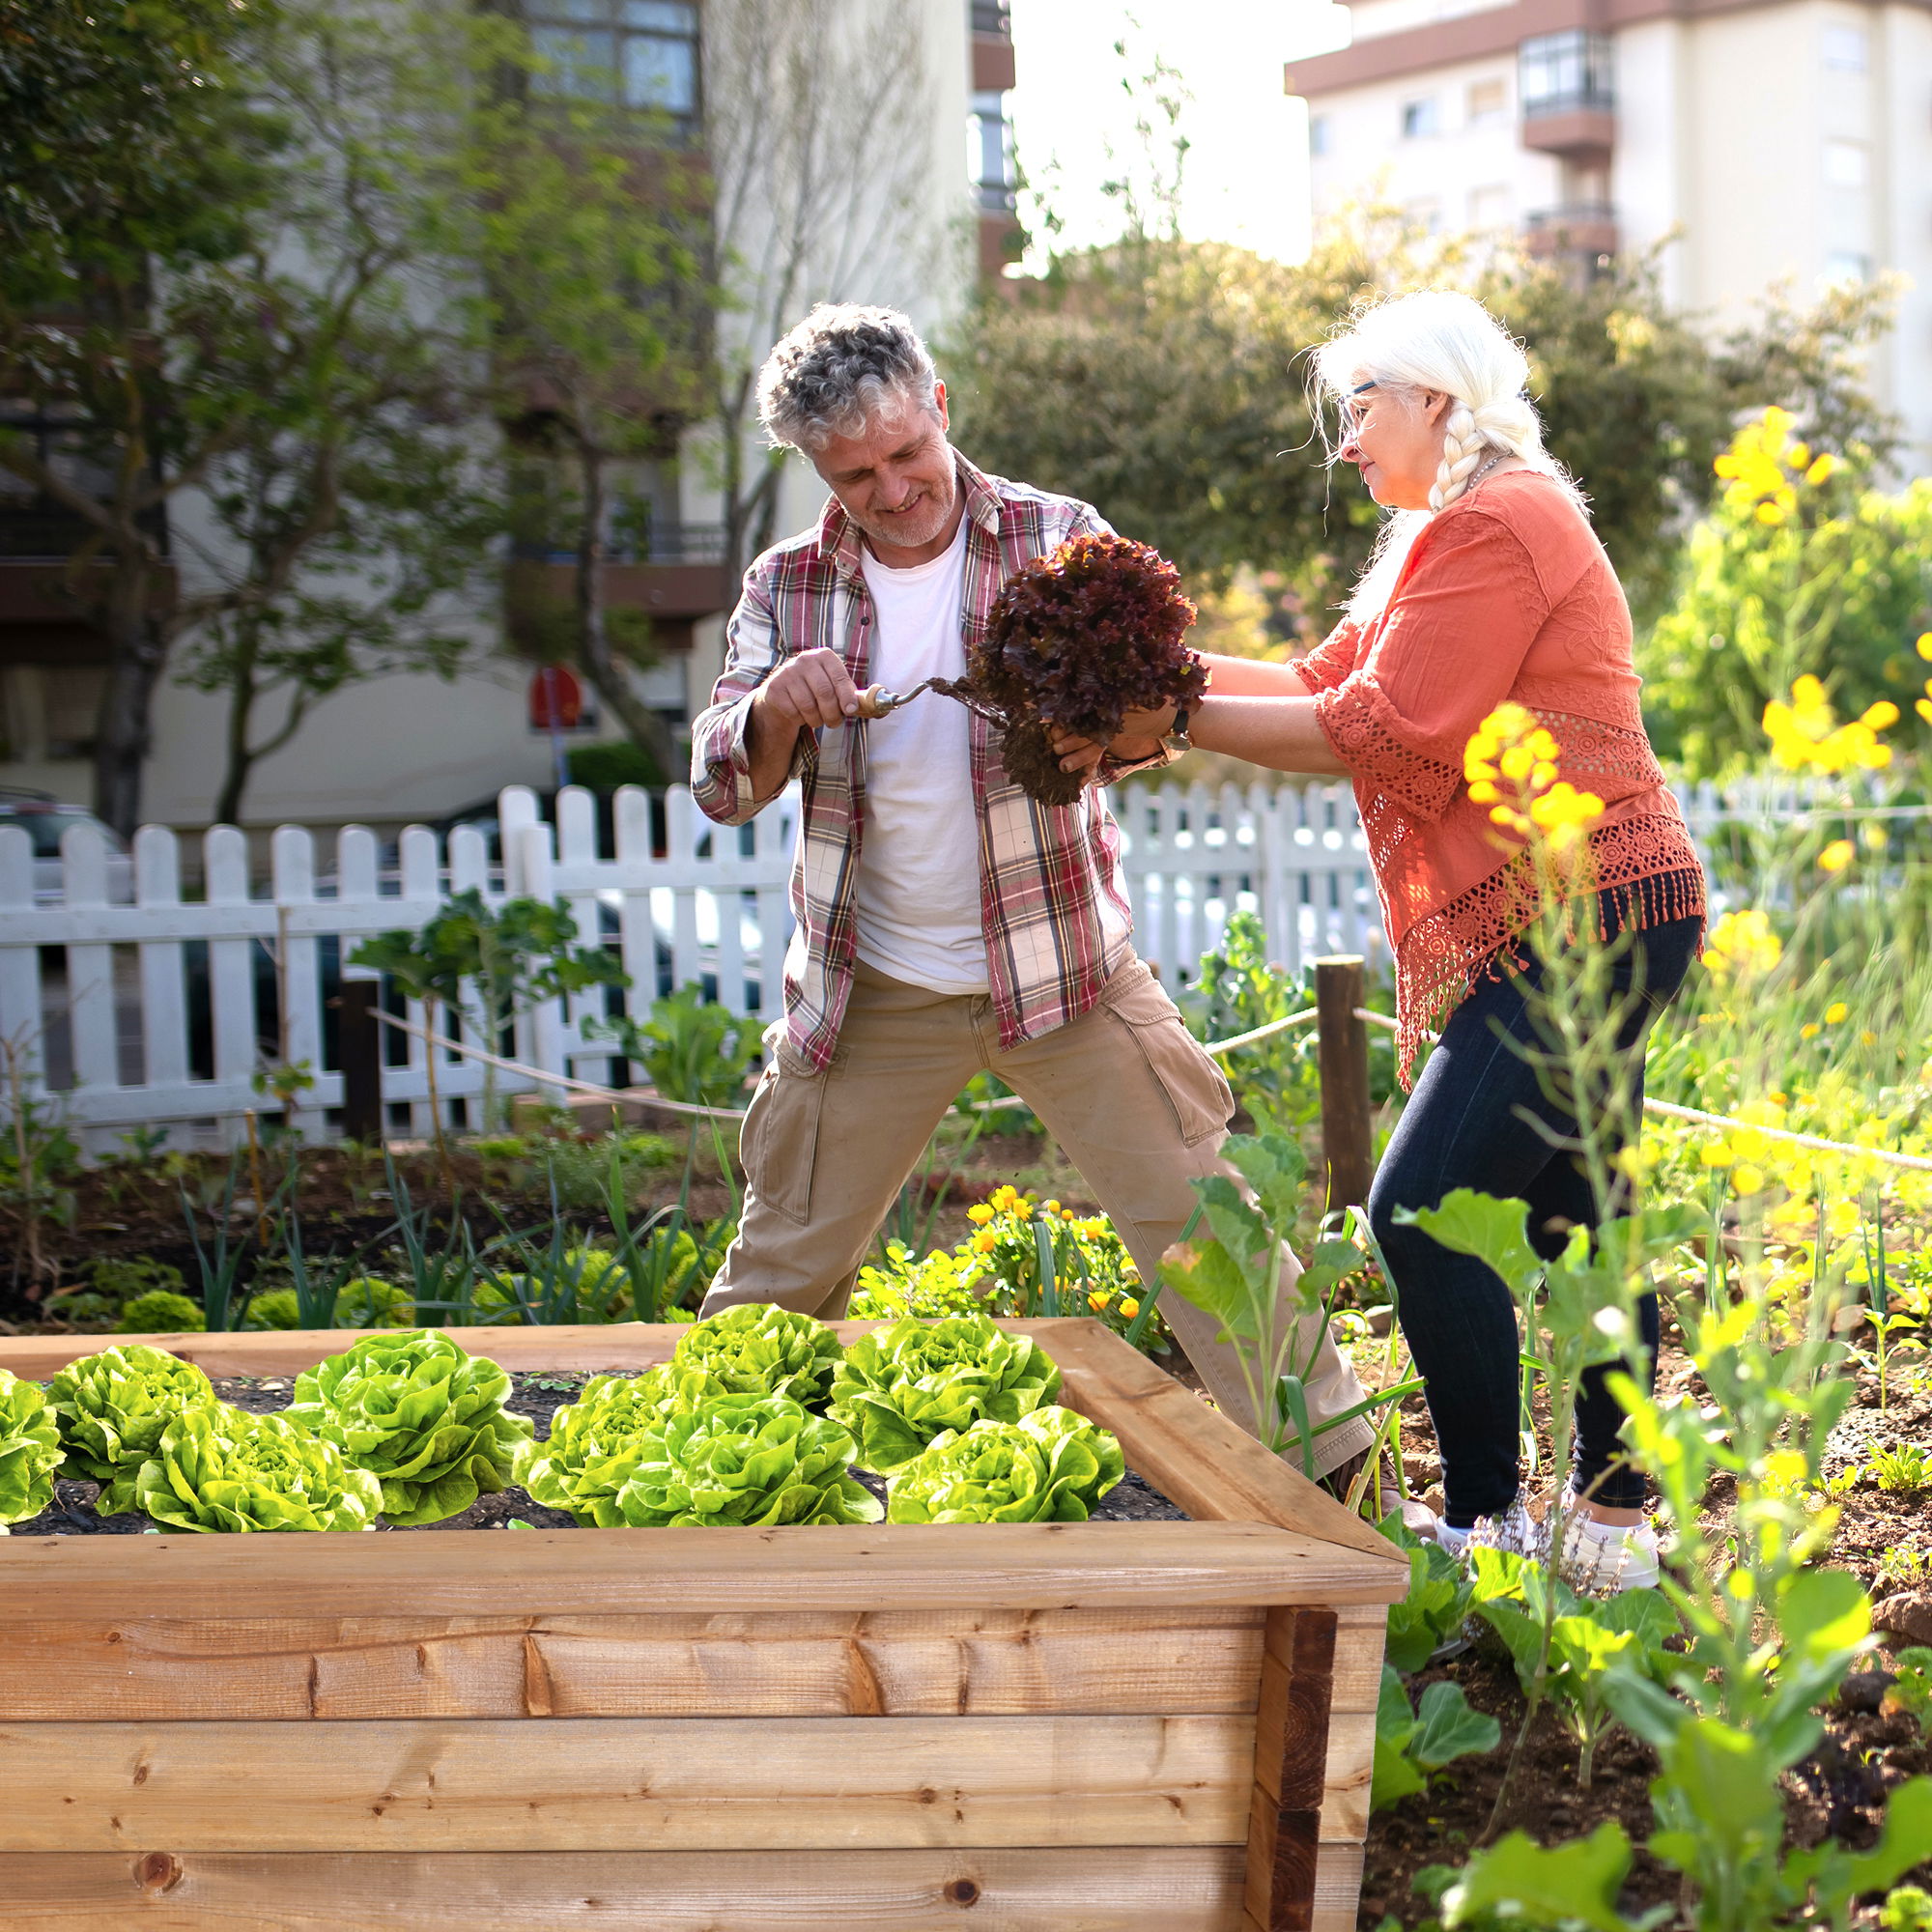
[1367,885,1702,1526]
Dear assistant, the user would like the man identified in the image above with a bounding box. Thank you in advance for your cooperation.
[690,301,1372,1474]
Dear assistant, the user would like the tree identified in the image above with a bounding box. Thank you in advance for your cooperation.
[700,0,950,577]
[0,0,498,834]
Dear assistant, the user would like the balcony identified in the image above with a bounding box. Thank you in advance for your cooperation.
[505,524,730,634]
[1521,95,1616,161]
[0,508,175,626]
[1524,203,1619,262]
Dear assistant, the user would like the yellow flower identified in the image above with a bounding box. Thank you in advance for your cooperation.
[1088,1290,1111,1313]
[974,1230,998,1254]
[1700,1141,1735,1169]
[1119,1297,1140,1320]
[1817,839,1855,873]
[967,1203,995,1225]
[1918,633,1932,662]
[1062,1208,1077,1221]
[1801,1022,1821,1039]
[1825,1002,1849,1024]
[1788,441,1811,470]
[1041,1199,1060,1216]
[1755,501,1785,526]
[1805,452,1836,485]
[1863,700,1901,729]
[1705,908,1782,980]
[1732,1162,1766,1196]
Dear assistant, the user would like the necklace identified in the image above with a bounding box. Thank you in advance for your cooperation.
[1463,448,1511,493]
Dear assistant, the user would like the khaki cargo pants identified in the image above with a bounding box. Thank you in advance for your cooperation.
[700,955,1375,1476]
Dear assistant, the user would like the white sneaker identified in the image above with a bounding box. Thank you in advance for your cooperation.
[1554,1487,1662,1594]
[1465,1492,1550,1565]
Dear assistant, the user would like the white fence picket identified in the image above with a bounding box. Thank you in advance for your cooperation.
[7,774,1918,1156]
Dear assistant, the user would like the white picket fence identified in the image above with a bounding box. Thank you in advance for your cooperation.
[0,774,1913,1154]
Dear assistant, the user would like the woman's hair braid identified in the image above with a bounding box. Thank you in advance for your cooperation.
[1430,402,1486,512]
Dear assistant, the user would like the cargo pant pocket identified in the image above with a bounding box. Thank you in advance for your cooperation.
[1099,961,1235,1147]
[737,1042,830,1225]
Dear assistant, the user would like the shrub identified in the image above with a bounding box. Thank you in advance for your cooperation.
[828,1312,1062,1473]
[885,1406,1123,1522]
[289,1329,534,1525]
[48,1344,218,1513]
[0,1368,62,1527]
[671,1303,843,1408]
[135,1407,384,1532]
[116,1289,207,1333]
[608,1394,881,1527]
[517,1365,727,1525]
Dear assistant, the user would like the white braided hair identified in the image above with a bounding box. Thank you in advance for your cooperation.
[1312,291,1579,620]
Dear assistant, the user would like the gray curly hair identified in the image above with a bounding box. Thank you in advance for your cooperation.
[756,302,941,453]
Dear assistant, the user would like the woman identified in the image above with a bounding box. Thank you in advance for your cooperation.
[1076,290,1705,1581]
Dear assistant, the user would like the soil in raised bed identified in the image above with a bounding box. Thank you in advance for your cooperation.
[9,1370,1191,1537]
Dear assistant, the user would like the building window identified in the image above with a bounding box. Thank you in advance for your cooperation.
[1823,138,1868,187]
[968,89,1017,212]
[1520,30,1614,116]
[1466,77,1508,128]
[1309,112,1332,156]
[1822,24,1868,71]
[1401,97,1439,139]
[1823,249,1872,283]
[527,0,699,125]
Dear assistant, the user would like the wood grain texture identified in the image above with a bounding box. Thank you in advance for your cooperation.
[1242,1608,1337,1932]
[0,1848,1249,1929]
[1330,1604,1388,1714]
[0,1519,1393,1621]
[0,1715,1254,1853]
[0,1606,1265,1720]
[1041,1322,1411,1577]
[1317,1711,1375,1845]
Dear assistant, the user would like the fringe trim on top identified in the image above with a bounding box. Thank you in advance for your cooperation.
[1392,818,1707,1085]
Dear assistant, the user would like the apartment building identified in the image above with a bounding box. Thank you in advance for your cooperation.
[1287,0,1932,465]
[0,0,1012,831]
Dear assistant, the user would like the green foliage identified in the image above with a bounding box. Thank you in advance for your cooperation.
[334,1276,414,1329]
[1373,1664,1503,1813]
[885,1407,1124,1523]
[1884,1886,1932,1932]
[1642,423,1932,777]
[48,1345,219,1514]
[1885,1647,1932,1735]
[515,1366,725,1525]
[89,1257,186,1304]
[1379,1515,1478,1674]
[289,1329,533,1525]
[602,1394,880,1528]
[135,1406,384,1533]
[116,1289,208,1333]
[850,1242,990,1320]
[583,984,761,1112]
[827,1314,1063,1475]
[566,739,666,792]
[671,1303,844,1409]
[1442,1820,1650,1931]
[242,1289,303,1331]
[0,1368,62,1527]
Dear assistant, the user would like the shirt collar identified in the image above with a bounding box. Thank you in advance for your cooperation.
[815,450,1004,582]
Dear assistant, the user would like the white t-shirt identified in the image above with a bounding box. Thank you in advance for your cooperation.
[853,517,988,993]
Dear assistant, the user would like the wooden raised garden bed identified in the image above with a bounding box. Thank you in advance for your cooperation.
[0,1318,1406,1931]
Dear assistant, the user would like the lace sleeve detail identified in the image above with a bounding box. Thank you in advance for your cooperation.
[1289,619,1362,696]
[1313,670,1463,822]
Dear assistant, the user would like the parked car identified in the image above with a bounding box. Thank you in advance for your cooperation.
[0,789,134,906]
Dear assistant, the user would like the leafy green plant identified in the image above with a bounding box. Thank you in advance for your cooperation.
[116,1289,208,1333]
[516,1365,726,1524]
[583,983,760,1113]
[1379,1513,1480,1673]
[1869,1441,1931,1494]
[242,1288,303,1330]
[48,1345,218,1515]
[602,1394,881,1527]
[850,1242,989,1320]
[334,1276,414,1328]
[1372,1663,1502,1812]
[135,1407,384,1533]
[885,1406,1124,1522]
[671,1303,844,1408]
[289,1329,534,1525]
[0,1368,63,1528]
[1884,1886,1932,1932]
[1884,1647,1932,1736]
[90,1257,187,1304]
[828,1313,1063,1474]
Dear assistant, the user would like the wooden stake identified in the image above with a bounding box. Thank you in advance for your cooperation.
[336,982,384,1145]
[1313,957,1373,1215]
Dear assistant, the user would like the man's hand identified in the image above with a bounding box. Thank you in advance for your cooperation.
[750,647,861,744]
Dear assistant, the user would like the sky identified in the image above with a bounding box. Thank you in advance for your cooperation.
[1006,0,1353,269]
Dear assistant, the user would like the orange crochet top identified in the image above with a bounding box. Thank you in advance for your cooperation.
[1298,469,1705,1084]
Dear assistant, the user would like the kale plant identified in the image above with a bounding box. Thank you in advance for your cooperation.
[47,1344,218,1514]
[829,1312,1062,1473]
[136,1407,383,1532]
[288,1329,534,1525]
[885,1406,1123,1522]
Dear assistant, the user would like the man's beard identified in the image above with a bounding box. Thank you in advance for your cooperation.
[855,483,955,552]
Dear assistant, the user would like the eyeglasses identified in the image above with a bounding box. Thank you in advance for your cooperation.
[1338,380,1378,436]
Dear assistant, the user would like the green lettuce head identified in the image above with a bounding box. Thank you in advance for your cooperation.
[828,1313,1062,1473]
[670,1303,843,1407]
[48,1344,218,1514]
[886,1406,1124,1523]
[0,1368,62,1528]
[516,1364,726,1525]
[611,1393,882,1527]
[136,1406,383,1532]
[288,1329,535,1525]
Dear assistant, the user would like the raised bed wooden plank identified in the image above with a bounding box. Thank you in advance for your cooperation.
[0,1847,1249,1929]
[0,1606,1266,1721]
[1329,1603,1387,1713]
[1242,1607,1336,1932]
[1306,1842,1366,1932]
[1317,1710,1375,1845]
[1040,1322,1411,1573]
[0,1520,1399,1619]
[0,1715,1254,1853]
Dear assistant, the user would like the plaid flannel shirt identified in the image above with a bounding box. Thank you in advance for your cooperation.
[690,454,1168,1072]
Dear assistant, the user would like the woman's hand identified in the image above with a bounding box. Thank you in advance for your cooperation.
[1050,702,1178,778]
